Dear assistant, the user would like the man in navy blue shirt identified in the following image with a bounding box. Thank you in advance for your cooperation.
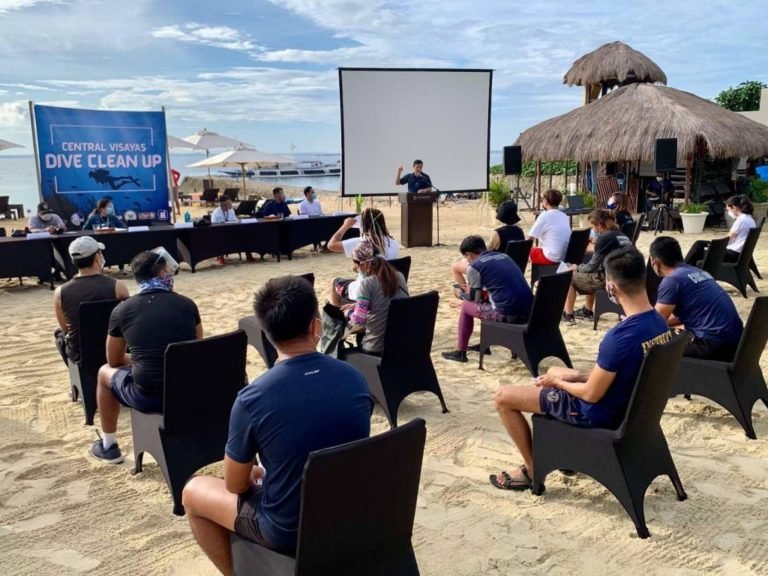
[490,247,671,491]
[396,159,433,194]
[442,235,533,363]
[651,236,743,361]
[182,276,371,574]
[260,187,291,218]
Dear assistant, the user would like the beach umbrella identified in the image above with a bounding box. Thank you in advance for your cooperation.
[182,129,254,179]
[0,138,23,152]
[167,134,206,150]
[187,145,294,197]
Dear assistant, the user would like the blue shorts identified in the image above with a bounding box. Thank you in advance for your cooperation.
[110,367,163,413]
[539,387,592,427]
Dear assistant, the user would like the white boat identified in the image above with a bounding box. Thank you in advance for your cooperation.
[220,160,341,179]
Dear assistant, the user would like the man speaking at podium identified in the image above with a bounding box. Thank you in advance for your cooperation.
[396,159,433,193]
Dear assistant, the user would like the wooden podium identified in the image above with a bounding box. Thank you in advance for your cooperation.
[399,192,435,247]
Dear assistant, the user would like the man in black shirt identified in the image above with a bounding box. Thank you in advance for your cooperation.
[90,249,203,464]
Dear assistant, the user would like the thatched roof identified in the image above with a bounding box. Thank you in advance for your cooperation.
[515,83,768,162]
[563,41,667,88]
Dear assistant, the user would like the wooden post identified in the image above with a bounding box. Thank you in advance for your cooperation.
[535,160,542,207]
[684,155,693,204]
[548,163,553,190]
[576,161,581,193]
[564,161,569,192]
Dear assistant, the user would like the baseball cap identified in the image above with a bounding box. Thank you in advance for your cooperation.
[68,236,105,259]
[37,202,53,214]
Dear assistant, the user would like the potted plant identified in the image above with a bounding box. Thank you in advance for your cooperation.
[680,202,708,234]
[747,178,768,223]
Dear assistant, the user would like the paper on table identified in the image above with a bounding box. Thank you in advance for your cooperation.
[128,226,150,232]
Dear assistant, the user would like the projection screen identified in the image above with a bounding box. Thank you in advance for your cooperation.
[339,68,492,197]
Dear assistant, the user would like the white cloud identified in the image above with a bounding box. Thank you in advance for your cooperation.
[152,22,262,52]
[0,100,28,127]
[0,0,65,13]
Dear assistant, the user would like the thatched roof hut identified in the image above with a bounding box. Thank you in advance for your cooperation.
[515,83,768,164]
[563,41,667,89]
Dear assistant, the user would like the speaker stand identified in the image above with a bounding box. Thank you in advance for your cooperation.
[434,194,445,247]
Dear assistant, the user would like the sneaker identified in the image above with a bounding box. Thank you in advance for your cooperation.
[441,350,468,363]
[574,307,594,320]
[561,312,576,326]
[90,439,124,464]
[467,343,491,355]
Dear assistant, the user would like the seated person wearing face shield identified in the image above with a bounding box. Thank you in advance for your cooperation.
[83,199,127,230]
[53,236,130,367]
[28,202,67,234]
[90,248,203,464]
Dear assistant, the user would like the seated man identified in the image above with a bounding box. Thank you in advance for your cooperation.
[651,236,743,361]
[260,187,291,219]
[442,235,533,363]
[182,275,371,573]
[562,209,631,325]
[28,201,66,233]
[491,246,671,490]
[54,236,130,366]
[528,189,570,265]
[211,195,237,223]
[90,249,202,464]
[645,173,674,212]
[298,186,323,216]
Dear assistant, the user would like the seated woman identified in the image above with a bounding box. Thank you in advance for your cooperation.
[340,241,409,355]
[608,192,634,228]
[83,199,127,230]
[451,201,524,294]
[528,189,571,265]
[685,195,756,265]
[328,208,399,305]
[562,209,631,325]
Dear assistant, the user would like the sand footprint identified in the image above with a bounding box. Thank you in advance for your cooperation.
[22,546,100,573]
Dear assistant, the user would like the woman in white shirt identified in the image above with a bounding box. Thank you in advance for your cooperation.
[685,194,756,265]
[328,208,400,305]
[528,189,571,264]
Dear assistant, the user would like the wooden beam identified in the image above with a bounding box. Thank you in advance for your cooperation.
[684,155,693,204]
[536,160,542,207]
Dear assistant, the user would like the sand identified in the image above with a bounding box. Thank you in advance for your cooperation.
[0,196,767,575]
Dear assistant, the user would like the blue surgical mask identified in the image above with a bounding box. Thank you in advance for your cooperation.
[607,201,616,210]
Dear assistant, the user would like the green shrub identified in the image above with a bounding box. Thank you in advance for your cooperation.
[747,177,768,204]
[681,202,706,214]
[488,176,510,207]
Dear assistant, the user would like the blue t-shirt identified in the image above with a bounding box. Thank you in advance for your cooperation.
[83,213,126,230]
[261,199,291,218]
[657,264,743,344]
[399,172,432,194]
[467,251,533,317]
[581,309,670,428]
[225,352,371,553]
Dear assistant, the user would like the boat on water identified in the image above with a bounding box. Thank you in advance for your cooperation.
[220,160,341,179]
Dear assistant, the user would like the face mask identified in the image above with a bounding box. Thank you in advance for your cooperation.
[40,213,52,222]
[106,205,115,216]
[606,282,618,305]
[607,201,616,210]
[311,193,317,201]
[97,253,106,271]
[656,176,663,182]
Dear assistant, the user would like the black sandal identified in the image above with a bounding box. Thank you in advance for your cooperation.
[489,466,532,491]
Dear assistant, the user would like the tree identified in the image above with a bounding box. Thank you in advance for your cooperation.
[715,80,767,112]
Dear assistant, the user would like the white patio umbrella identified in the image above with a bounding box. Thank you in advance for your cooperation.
[187,145,294,197]
[0,138,23,152]
[167,134,206,150]
[182,129,254,179]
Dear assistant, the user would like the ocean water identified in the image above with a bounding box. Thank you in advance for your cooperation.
[0,151,504,214]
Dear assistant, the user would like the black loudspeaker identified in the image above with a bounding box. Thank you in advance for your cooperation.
[504,145,522,175]
[655,138,677,171]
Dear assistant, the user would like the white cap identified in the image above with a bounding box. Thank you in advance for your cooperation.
[68,236,105,259]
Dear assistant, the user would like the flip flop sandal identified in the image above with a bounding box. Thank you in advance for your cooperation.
[489,466,532,491]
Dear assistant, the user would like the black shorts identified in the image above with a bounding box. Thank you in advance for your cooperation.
[234,487,278,550]
[109,367,162,413]
[539,387,592,427]
[685,335,739,363]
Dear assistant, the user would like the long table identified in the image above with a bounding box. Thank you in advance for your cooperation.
[0,214,359,285]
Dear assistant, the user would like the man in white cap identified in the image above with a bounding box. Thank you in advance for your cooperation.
[54,236,130,366]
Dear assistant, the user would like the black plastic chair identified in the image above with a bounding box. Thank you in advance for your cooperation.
[715,226,761,297]
[235,200,257,217]
[201,188,219,206]
[131,330,247,515]
[620,220,639,243]
[231,418,426,576]
[631,213,645,245]
[531,332,689,539]
[388,256,412,282]
[479,271,572,376]
[344,291,448,428]
[223,187,240,202]
[671,296,768,438]
[68,299,121,425]
[530,228,591,287]
[696,236,728,278]
[505,239,533,275]
[239,273,315,369]
[593,260,660,330]
[749,217,765,280]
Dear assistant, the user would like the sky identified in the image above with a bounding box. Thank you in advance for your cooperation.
[0,0,766,154]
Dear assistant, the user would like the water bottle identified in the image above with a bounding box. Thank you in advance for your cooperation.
[184,211,191,223]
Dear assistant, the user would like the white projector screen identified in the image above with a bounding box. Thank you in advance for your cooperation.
[339,68,492,197]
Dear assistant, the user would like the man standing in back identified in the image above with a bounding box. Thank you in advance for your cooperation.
[182,275,371,574]
[90,249,202,464]
[53,236,129,366]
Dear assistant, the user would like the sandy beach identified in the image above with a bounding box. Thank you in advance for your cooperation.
[0,195,767,575]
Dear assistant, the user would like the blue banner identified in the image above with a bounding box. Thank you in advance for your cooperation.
[33,104,170,225]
